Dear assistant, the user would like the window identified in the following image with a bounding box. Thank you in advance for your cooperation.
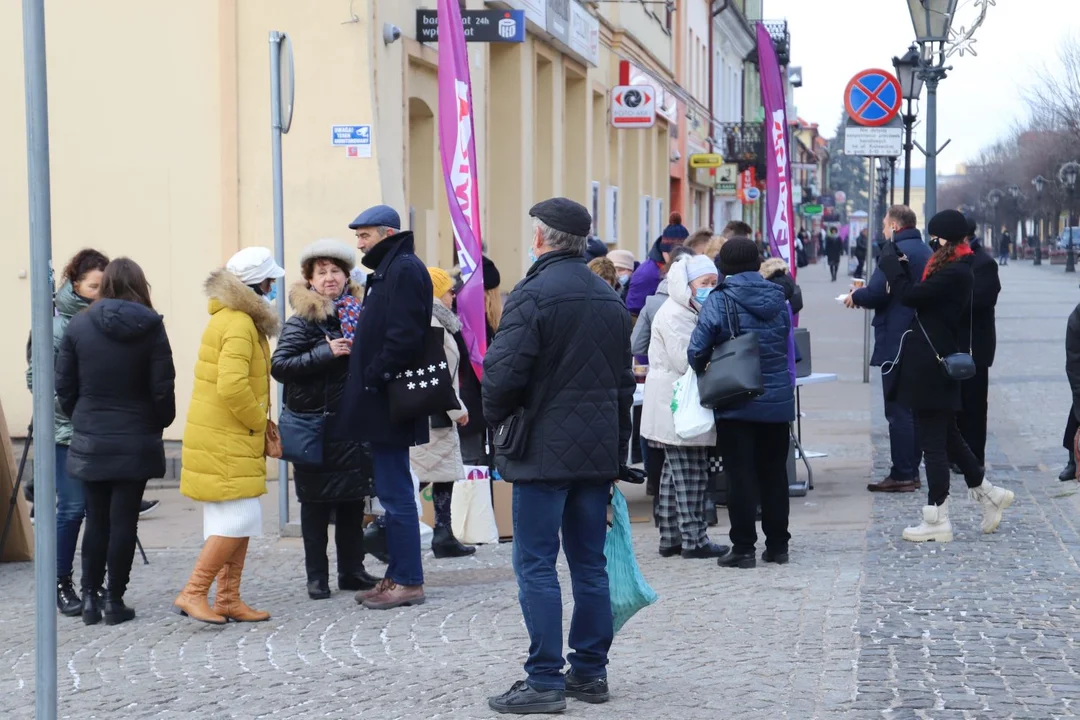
[606,185,619,246]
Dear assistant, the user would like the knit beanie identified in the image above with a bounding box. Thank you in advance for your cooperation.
[482,255,501,290]
[607,249,636,272]
[685,255,718,283]
[661,211,690,242]
[719,238,762,276]
[927,209,969,244]
[428,267,454,298]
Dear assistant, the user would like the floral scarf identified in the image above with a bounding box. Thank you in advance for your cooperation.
[335,291,361,341]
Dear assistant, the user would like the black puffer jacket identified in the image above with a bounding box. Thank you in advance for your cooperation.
[55,299,176,482]
[271,283,372,503]
[482,250,635,483]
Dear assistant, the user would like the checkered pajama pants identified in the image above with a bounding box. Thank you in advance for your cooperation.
[657,445,711,551]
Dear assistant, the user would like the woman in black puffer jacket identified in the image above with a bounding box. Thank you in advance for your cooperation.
[271,239,377,600]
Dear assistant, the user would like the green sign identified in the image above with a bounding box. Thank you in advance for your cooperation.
[801,204,823,216]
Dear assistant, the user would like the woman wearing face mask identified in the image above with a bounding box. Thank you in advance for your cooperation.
[26,249,109,616]
[272,240,378,600]
[174,246,284,624]
[607,250,636,302]
[640,255,729,559]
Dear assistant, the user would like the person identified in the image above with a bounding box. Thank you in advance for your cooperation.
[760,258,803,315]
[483,255,503,343]
[607,249,636,300]
[1059,408,1079,481]
[625,212,689,316]
[998,228,1011,266]
[25,248,109,617]
[587,256,620,291]
[271,239,379,601]
[854,229,868,278]
[876,209,1014,542]
[825,227,843,282]
[337,204,431,610]
[641,255,726,559]
[583,236,608,262]
[710,220,753,271]
[55,258,175,625]
[688,238,795,569]
[685,228,713,255]
[409,267,476,559]
[174,246,284,624]
[484,197,634,714]
[845,206,932,493]
[956,217,1001,467]
[1065,300,1080,481]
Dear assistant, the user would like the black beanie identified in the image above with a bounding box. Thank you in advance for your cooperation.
[928,209,969,244]
[482,255,501,290]
[719,238,762,276]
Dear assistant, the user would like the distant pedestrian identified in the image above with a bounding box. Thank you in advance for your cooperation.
[625,212,689,316]
[484,197,635,714]
[584,235,608,262]
[998,228,1010,266]
[825,227,843,281]
[877,210,1014,542]
[854,230,868,278]
[607,249,636,301]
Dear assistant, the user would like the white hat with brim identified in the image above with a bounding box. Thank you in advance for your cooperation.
[299,238,357,273]
[226,246,287,285]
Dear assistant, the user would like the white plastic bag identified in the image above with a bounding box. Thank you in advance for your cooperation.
[672,367,715,439]
[450,465,500,545]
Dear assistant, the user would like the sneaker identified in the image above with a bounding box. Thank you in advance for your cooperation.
[488,680,567,715]
[138,499,160,517]
[565,674,609,704]
[902,500,953,542]
[681,541,729,559]
[968,480,1014,534]
[361,579,425,610]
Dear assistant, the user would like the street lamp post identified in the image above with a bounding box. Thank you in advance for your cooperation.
[1007,184,1021,260]
[892,44,924,207]
[988,188,1003,261]
[1061,161,1080,273]
[1033,174,1046,266]
[876,159,891,227]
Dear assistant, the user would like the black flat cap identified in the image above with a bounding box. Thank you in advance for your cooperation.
[928,209,969,244]
[529,197,592,238]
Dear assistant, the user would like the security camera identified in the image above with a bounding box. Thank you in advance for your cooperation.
[671,150,681,162]
[383,23,402,45]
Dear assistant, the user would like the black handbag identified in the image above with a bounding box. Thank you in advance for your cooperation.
[914,290,976,381]
[386,326,461,425]
[279,406,327,465]
[696,293,765,409]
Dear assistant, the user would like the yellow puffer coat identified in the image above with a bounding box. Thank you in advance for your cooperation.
[180,269,281,502]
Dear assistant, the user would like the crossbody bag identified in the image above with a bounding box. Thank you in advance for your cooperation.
[914,289,976,381]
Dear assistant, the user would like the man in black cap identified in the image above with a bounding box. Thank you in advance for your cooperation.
[484,197,635,714]
[336,203,431,610]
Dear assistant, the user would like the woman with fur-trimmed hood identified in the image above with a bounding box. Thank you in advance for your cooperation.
[271,239,379,600]
[174,247,284,625]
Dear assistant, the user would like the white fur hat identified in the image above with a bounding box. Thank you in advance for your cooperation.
[299,238,357,273]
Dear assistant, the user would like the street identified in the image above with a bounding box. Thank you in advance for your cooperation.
[3,258,1080,719]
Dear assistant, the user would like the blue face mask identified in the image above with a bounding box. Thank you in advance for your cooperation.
[265,283,278,304]
[528,246,538,264]
[618,274,630,287]
[694,287,713,306]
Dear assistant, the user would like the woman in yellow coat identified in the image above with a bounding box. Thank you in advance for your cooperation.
[173,247,284,624]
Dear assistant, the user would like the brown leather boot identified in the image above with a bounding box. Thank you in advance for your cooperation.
[362,579,425,610]
[212,537,270,622]
[172,536,233,624]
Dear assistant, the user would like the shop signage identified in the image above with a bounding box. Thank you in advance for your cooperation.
[611,85,656,128]
[568,1,599,66]
[738,167,759,204]
[485,0,545,27]
[620,60,677,123]
[693,167,713,186]
[802,204,824,216]
[689,153,723,169]
[417,9,526,43]
[715,163,738,196]
[545,0,570,46]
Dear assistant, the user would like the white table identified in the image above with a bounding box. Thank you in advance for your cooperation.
[789,372,839,495]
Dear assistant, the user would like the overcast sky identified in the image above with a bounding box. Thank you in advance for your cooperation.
[767,0,1077,172]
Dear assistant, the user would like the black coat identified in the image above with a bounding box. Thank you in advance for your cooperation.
[825,235,843,263]
[55,299,176,482]
[453,329,487,438]
[958,239,1000,368]
[1066,302,1080,420]
[879,245,974,412]
[482,250,635,483]
[272,283,372,503]
[335,231,432,448]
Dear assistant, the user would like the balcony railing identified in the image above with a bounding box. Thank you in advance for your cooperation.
[715,121,765,176]
[761,19,791,66]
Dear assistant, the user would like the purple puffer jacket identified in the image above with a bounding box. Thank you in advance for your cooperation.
[625,260,663,316]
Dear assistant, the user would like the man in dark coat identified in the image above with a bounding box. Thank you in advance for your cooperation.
[336,204,431,610]
[825,227,843,281]
[846,205,932,492]
[484,197,634,714]
[956,217,1001,466]
[998,228,1011,265]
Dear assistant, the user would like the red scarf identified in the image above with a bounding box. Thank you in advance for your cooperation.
[922,243,973,280]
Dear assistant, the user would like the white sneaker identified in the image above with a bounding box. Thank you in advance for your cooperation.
[969,479,1014,534]
[902,500,953,543]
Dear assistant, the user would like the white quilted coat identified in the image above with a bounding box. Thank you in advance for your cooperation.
[639,258,717,447]
[409,302,467,483]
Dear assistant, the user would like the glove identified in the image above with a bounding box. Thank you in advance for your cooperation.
[619,465,646,484]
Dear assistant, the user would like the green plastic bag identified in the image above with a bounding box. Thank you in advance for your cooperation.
[604,486,658,634]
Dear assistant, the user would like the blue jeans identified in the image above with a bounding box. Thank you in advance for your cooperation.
[883,383,921,480]
[512,480,613,691]
[55,445,85,578]
[371,445,423,586]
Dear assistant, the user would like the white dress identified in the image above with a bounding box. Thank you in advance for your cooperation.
[203,498,263,540]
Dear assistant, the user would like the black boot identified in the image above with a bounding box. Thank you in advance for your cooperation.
[307,576,331,600]
[338,568,380,592]
[81,588,102,626]
[1060,455,1077,482]
[431,525,476,559]
[717,549,757,569]
[363,522,389,564]
[57,575,82,617]
[103,594,136,625]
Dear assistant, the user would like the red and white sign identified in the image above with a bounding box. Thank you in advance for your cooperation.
[611,85,656,128]
[738,167,759,204]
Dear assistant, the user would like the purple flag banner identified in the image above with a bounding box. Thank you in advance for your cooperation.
[437,0,486,376]
[756,22,796,278]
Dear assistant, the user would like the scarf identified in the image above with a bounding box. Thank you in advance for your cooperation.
[335,291,361,341]
[922,243,973,281]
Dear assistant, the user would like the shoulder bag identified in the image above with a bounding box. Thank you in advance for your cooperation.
[914,290,976,382]
[696,292,765,410]
[279,375,330,466]
[386,325,461,425]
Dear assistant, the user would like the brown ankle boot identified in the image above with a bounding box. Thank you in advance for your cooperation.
[173,536,234,624]
[212,537,270,622]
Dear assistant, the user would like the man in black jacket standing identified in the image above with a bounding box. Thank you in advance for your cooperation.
[957,217,1001,466]
[484,198,635,714]
[337,204,432,611]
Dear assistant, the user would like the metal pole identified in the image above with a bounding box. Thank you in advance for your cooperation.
[924,73,940,227]
[22,0,57,717]
[1034,205,1042,265]
[902,100,914,207]
[889,157,897,206]
[1068,190,1077,273]
[863,156,875,384]
[269,31,289,528]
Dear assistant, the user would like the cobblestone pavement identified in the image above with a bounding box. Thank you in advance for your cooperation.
[3,260,1080,719]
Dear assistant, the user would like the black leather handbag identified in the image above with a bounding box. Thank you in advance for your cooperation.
[915,291,976,381]
[386,326,461,425]
[696,293,765,410]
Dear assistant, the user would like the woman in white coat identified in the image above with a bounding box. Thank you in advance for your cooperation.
[409,267,476,558]
[640,255,729,559]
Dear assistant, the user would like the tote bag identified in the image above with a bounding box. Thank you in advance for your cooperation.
[696,293,764,410]
[605,486,658,634]
[386,326,460,425]
[450,465,500,545]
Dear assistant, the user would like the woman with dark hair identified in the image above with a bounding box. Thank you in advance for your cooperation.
[26,248,108,616]
[877,209,1014,542]
[55,258,175,624]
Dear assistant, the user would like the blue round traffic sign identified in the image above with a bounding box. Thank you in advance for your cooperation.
[844,69,902,127]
